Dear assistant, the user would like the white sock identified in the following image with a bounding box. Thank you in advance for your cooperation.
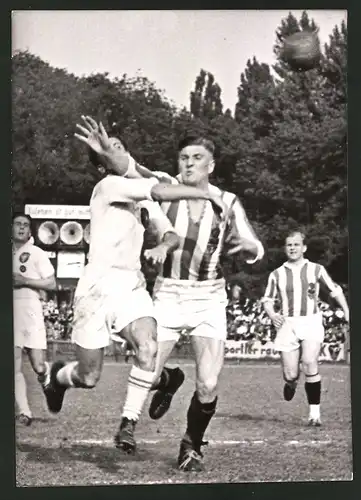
[122,366,156,421]
[15,372,32,418]
[56,361,78,387]
[309,404,321,419]
[37,361,50,386]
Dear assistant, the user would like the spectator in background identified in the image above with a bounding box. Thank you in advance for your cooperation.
[13,212,57,426]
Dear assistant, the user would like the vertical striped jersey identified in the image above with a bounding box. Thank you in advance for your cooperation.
[263,259,342,317]
[150,176,263,281]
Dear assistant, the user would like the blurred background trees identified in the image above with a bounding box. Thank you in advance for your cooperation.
[11,11,348,295]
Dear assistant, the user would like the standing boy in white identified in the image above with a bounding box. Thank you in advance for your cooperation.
[13,212,57,425]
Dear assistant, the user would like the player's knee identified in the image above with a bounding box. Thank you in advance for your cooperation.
[137,338,158,370]
[302,359,318,376]
[196,375,219,401]
[32,361,47,376]
[78,370,101,388]
[283,366,299,382]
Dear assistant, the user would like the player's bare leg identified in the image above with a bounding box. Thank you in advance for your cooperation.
[114,317,158,453]
[301,339,322,426]
[14,347,32,426]
[178,336,224,472]
[26,348,51,393]
[45,346,104,413]
[148,338,185,420]
[280,349,301,401]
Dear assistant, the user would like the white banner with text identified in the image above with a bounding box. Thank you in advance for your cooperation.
[224,340,345,362]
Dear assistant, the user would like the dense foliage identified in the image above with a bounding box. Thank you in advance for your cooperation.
[12,11,347,296]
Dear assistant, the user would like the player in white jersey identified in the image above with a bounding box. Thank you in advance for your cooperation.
[45,117,227,453]
[136,135,264,471]
[263,231,349,426]
[12,213,57,426]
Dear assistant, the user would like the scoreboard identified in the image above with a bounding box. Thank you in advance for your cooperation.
[25,204,90,287]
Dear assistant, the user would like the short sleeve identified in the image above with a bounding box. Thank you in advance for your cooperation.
[318,265,342,298]
[99,176,159,204]
[35,248,55,279]
[262,272,278,303]
[224,197,264,264]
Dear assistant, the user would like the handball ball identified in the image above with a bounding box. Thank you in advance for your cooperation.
[280,30,321,71]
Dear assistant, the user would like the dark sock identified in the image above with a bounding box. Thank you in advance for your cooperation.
[184,391,218,451]
[305,381,321,405]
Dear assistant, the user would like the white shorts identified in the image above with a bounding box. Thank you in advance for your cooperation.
[72,268,155,349]
[152,277,228,342]
[274,313,324,352]
[13,298,47,350]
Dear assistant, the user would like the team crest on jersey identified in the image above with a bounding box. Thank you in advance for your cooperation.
[307,283,316,299]
[19,265,27,273]
[19,252,30,264]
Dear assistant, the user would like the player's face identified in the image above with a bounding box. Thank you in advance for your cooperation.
[97,137,128,177]
[12,216,31,244]
[109,137,126,152]
[178,145,214,186]
[285,234,306,262]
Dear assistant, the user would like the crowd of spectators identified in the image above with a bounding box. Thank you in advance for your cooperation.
[43,294,348,346]
[226,297,348,345]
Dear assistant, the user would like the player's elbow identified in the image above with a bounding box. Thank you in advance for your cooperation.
[47,277,58,291]
[150,183,164,201]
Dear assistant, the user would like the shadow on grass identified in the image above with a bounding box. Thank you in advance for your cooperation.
[17,442,153,472]
[215,412,298,425]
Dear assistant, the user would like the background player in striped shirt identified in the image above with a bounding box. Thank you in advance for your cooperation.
[45,117,227,453]
[138,135,264,471]
[263,231,349,426]
[13,212,57,426]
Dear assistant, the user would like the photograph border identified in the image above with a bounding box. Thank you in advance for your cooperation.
[2,1,360,499]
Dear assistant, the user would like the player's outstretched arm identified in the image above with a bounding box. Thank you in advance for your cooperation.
[151,183,227,220]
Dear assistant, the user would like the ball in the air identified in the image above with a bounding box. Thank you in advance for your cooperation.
[280,31,321,71]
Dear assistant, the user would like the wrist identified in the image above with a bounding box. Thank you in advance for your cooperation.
[159,241,171,254]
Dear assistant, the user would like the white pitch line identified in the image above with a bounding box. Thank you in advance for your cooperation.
[17,437,333,448]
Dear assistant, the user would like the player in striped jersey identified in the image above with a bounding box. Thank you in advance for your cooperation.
[263,231,349,426]
[139,135,264,471]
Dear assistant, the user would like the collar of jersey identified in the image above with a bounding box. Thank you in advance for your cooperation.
[284,258,309,269]
[13,239,33,255]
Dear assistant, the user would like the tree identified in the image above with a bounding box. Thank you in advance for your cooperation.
[190,69,223,120]
[235,57,277,138]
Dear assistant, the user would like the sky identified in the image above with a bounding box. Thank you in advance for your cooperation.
[12,10,347,112]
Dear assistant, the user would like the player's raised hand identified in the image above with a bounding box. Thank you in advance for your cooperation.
[74,116,110,155]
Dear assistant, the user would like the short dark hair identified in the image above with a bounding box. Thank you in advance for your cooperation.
[12,212,33,233]
[285,230,307,245]
[177,135,215,155]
